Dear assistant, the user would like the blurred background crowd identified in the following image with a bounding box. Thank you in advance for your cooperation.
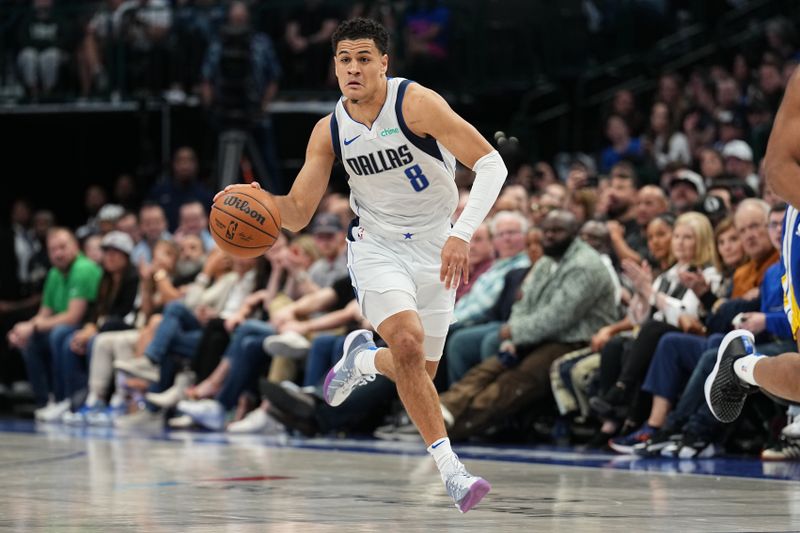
[3,0,800,463]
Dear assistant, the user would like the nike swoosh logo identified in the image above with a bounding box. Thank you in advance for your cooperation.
[431,439,445,449]
[343,135,361,146]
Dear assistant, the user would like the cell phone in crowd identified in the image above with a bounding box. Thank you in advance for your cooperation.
[687,265,699,273]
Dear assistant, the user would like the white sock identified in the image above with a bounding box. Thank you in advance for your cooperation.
[354,347,380,375]
[427,437,456,472]
[733,354,765,386]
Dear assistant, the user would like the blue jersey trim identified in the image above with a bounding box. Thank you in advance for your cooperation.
[330,112,342,161]
[395,79,444,163]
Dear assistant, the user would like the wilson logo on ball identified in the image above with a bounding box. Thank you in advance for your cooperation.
[223,196,266,225]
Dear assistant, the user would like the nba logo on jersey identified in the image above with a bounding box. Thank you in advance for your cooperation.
[357,227,365,240]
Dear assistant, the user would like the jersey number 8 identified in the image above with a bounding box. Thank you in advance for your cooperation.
[404,164,430,192]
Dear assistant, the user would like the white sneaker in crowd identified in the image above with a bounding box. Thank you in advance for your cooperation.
[177,399,225,431]
[146,371,195,409]
[263,331,312,359]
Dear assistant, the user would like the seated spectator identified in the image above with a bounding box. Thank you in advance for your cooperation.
[592,212,721,449]
[445,226,543,386]
[76,185,109,240]
[115,210,140,244]
[7,228,102,415]
[83,234,104,264]
[530,183,567,226]
[148,147,214,231]
[114,0,172,96]
[174,233,206,283]
[456,223,494,303]
[722,140,760,194]
[131,203,171,266]
[77,0,123,98]
[435,210,617,441]
[636,204,791,458]
[306,213,347,290]
[452,211,530,328]
[52,232,140,423]
[608,185,669,266]
[565,189,596,226]
[599,114,643,174]
[113,174,141,212]
[67,238,182,426]
[643,101,691,170]
[173,200,215,252]
[603,163,646,263]
[668,169,705,214]
[16,0,69,100]
[699,147,725,184]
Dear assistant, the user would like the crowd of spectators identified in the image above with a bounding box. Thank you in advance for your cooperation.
[5,4,800,466]
[0,0,454,101]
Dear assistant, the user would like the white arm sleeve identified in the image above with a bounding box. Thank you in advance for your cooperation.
[450,150,507,243]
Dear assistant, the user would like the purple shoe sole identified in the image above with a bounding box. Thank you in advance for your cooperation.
[322,368,336,405]
[458,479,491,513]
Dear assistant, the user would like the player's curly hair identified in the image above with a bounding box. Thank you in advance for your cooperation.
[331,18,390,55]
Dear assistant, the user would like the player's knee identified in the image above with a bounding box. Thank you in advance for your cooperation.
[388,330,425,367]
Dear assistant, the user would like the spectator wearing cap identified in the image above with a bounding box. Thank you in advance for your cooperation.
[53,231,140,423]
[131,203,172,266]
[303,213,348,291]
[722,140,759,193]
[600,114,643,174]
[669,169,705,214]
[148,147,214,231]
[96,204,126,236]
[7,228,103,412]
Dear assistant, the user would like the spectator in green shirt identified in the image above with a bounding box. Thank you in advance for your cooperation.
[7,228,102,414]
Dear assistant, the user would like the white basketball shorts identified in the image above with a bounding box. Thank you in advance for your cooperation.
[346,224,456,359]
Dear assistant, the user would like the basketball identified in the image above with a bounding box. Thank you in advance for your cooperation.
[209,187,281,258]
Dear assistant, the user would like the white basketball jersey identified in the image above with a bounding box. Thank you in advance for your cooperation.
[331,77,458,240]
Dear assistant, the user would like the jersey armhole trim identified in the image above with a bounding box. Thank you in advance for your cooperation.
[395,79,444,163]
[330,110,342,162]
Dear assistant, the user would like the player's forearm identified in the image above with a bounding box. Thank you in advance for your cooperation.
[273,195,313,232]
[451,150,507,242]
[765,159,800,210]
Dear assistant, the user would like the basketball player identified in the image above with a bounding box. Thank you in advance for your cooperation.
[216,19,502,512]
[706,70,800,423]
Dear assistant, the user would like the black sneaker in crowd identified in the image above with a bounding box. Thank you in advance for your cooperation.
[589,383,629,418]
[762,436,800,461]
[661,433,718,459]
[632,427,683,457]
[704,329,759,424]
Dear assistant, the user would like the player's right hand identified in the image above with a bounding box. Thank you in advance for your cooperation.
[213,181,262,202]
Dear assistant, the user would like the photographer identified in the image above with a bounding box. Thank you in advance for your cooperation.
[201,1,283,192]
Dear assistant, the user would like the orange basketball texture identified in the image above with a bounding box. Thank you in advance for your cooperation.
[209,189,281,258]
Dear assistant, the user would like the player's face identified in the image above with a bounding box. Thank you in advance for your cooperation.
[334,39,388,102]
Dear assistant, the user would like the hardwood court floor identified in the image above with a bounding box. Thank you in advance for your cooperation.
[1,419,799,532]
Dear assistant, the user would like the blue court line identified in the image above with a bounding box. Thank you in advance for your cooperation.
[2,418,799,483]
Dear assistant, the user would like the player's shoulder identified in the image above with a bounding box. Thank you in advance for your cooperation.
[401,81,450,123]
[308,114,335,150]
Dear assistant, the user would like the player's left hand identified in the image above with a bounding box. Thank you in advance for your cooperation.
[440,236,470,290]
[213,181,262,203]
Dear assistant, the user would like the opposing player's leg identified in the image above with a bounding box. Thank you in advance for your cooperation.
[705,330,800,423]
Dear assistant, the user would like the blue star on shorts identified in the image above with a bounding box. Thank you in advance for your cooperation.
[403,233,413,240]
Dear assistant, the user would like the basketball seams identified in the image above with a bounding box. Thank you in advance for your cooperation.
[211,204,279,240]
[230,190,281,234]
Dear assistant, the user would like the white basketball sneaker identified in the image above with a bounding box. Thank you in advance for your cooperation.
[440,455,491,513]
[323,329,377,406]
